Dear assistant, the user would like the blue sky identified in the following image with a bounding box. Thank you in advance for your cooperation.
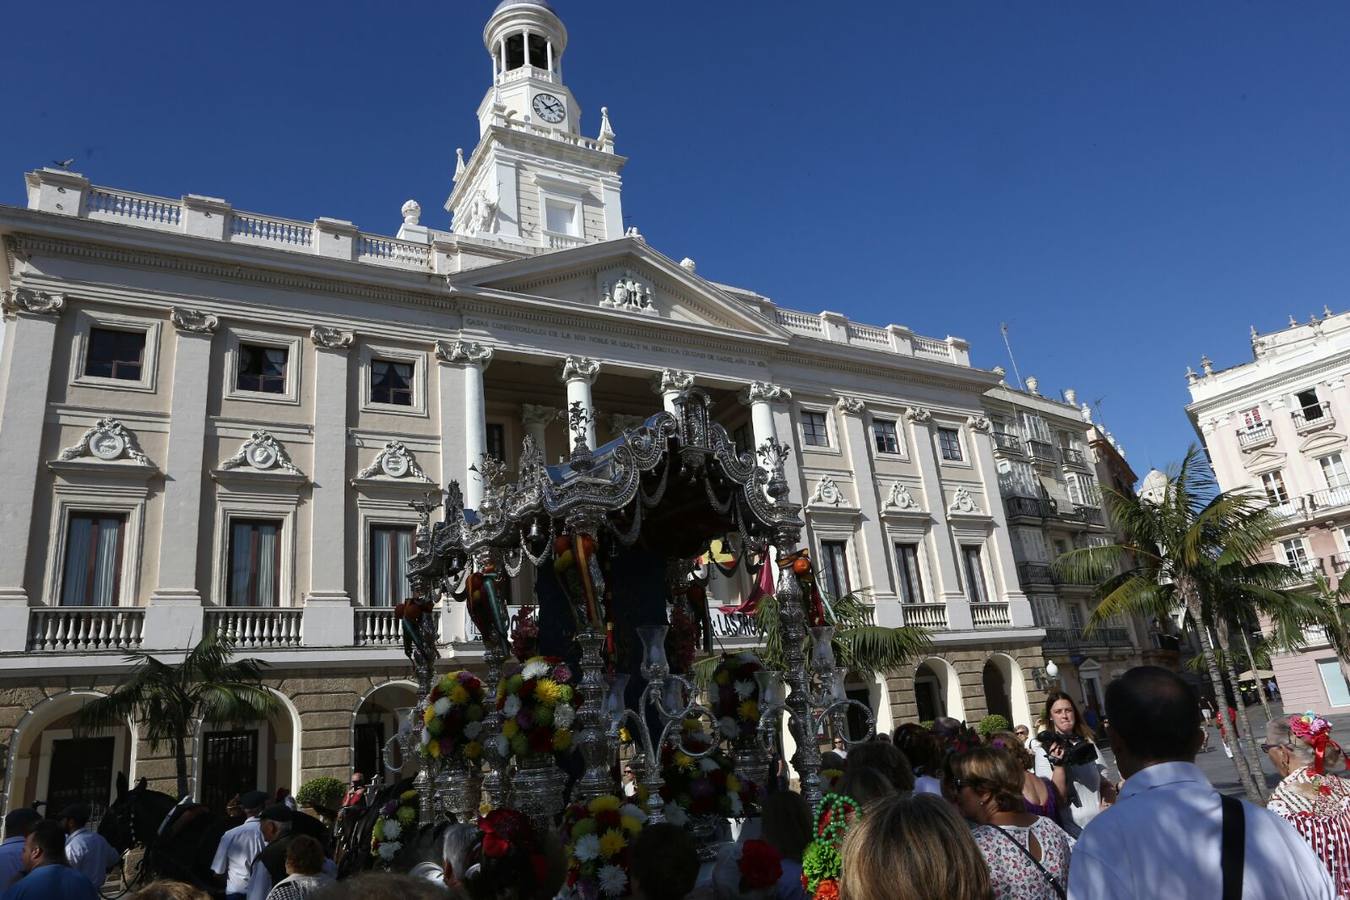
[5,1,1349,476]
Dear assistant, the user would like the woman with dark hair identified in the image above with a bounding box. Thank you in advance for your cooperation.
[1030,692,1114,837]
[458,810,564,900]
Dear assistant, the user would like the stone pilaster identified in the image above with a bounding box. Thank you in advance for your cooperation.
[905,407,971,629]
[561,356,599,449]
[838,397,892,598]
[305,326,355,645]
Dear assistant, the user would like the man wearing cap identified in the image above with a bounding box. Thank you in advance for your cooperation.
[58,803,119,889]
[0,810,40,890]
[212,790,267,900]
[244,804,336,900]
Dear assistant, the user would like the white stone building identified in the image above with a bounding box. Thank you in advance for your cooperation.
[0,0,1048,816]
[1187,309,1350,713]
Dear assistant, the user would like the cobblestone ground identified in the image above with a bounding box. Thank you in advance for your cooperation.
[1093,702,1350,798]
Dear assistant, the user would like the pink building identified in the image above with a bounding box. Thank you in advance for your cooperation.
[1186,310,1350,713]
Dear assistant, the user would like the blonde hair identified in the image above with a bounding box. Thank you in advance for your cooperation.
[988,731,1034,773]
[948,746,1025,813]
[841,793,992,900]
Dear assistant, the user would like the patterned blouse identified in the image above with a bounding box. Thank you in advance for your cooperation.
[971,817,1075,900]
[1267,767,1350,899]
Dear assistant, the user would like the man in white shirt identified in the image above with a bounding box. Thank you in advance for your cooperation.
[1068,666,1335,900]
[58,804,120,889]
[0,809,40,890]
[211,790,267,900]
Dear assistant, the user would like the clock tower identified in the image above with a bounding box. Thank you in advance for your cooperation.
[447,0,627,248]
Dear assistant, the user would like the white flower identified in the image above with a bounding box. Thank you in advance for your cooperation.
[433,696,452,716]
[493,735,510,759]
[464,721,483,740]
[523,659,550,679]
[419,728,431,747]
[663,803,688,827]
[698,756,720,773]
[574,834,601,862]
[503,695,522,717]
[733,679,754,700]
[377,840,402,861]
[718,717,739,739]
[554,704,576,728]
[382,820,402,841]
[619,803,647,822]
[598,864,629,897]
[729,795,744,816]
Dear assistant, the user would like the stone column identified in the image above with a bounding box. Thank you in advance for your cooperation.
[561,356,599,449]
[438,341,493,510]
[0,290,64,650]
[967,416,1032,626]
[521,404,556,461]
[905,407,972,629]
[654,369,693,415]
[837,397,892,598]
[145,308,216,649]
[741,382,787,449]
[303,326,355,646]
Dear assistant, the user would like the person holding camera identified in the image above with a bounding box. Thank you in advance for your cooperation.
[1032,692,1116,837]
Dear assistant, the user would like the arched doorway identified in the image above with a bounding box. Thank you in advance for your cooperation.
[914,657,964,723]
[986,654,1033,730]
[4,691,135,821]
[194,688,300,811]
[351,681,418,783]
[982,659,1013,723]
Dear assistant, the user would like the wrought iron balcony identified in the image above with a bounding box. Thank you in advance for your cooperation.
[1293,403,1335,435]
[1006,496,1052,520]
[1236,424,1275,450]
[1060,447,1087,468]
[1026,440,1058,463]
[1017,562,1055,585]
[993,431,1023,454]
[1074,505,1105,526]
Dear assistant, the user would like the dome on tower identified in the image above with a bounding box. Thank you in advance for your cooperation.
[493,0,555,12]
[1139,468,1170,505]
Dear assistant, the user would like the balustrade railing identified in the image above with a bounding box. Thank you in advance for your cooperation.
[354,608,403,646]
[912,336,950,359]
[1310,488,1350,514]
[86,188,182,229]
[971,603,1012,628]
[993,431,1022,453]
[205,607,302,648]
[774,308,824,333]
[230,213,312,247]
[1293,403,1334,433]
[901,603,948,630]
[28,607,145,652]
[1237,424,1275,448]
[846,322,890,347]
[358,235,431,267]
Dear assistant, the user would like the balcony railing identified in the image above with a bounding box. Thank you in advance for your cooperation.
[1060,447,1087,468]
[1026,440,1058,463]
[971,602,1012,628]
[1074,505,1105,526]
[28,607,145,652]
[901,603,948,630]
[1288,558,1325,583]
[1293,403,1335,434]
[1044,626,1133,650]
[1017,562,1054,586]
[354,608,402,646]
[1330,552,1350,574]
[1006,496,1052,519]
[206,608,302,649]
[1310,488,1350,515]
[1237,424,1275,449]
[992,431,1023,453]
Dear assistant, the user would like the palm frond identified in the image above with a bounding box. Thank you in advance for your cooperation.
[834,625,931,675]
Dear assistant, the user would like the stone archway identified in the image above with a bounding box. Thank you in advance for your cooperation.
[987,653,1033,730]
[192,687,301,809]
[982,659,1013,724]
[914,657,964,723]
[351,680,418,783]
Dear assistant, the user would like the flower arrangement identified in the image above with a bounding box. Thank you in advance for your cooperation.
[511,605,540,662]
[561,793,648,899]
[659,729,756,818]
[494,655,578,759]
[712,652,764,744]
[476,809,553,890]
[801,793,860,900]
[419,670,487,763]
[371,789,419,865]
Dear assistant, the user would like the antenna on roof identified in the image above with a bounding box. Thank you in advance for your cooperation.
[999,323,1025,391]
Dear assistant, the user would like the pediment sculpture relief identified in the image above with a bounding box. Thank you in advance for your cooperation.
[599,269,654,314]
[221,430,302,475]
[357,441,430,481]
[57,417,152,466]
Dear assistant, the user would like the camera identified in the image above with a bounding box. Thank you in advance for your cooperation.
[1037,730,1098,768]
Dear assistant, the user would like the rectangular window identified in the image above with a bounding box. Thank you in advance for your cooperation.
[1261,471,1290,505]
[1319,659,1350,707]
[370,359,414,406]
[61,513,125,607]
[895,543,925,604]
[802,411,830,447]
[732,423,754,456]
[227,519,281,607]
[1280,538,1311,570]
[872,419,900,455]
[1296,388,1324,421]
[544,198,578,235]
[962,545,989,604]
[938,427,963,461]
[369,525,416,607]
[1020,412,1052,444]
[84,328,145,381]
[1240,407,1264,430]
[486,424,506,462]
[1068,473,1101,507]
[819,540,851,600]
[1322,454,1350,489]
[237,344,288,394]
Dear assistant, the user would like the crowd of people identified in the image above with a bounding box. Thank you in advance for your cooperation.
[4,665,1350,898]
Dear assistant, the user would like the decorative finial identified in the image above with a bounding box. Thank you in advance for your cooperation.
[1080,402,1093,423]
[679,257,696,272]
[1185,366,1198,385]
[401,199,421,226]
[1326,305,1335,318]
[1250,325,1258,340]
[454,148,466,182]
[991,365,1006,385]
[624,226,644,242]
[1025,375,1040,396]
[598,106,615,151]
[1290,315,1299,327]
[1063,388,1077,406]
[1200,354,1213,376]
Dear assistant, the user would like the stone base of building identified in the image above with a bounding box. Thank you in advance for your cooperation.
[884,640,1048,732]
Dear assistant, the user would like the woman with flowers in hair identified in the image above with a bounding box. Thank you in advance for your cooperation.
[460,809,564,900]
[1265,712,1350,897]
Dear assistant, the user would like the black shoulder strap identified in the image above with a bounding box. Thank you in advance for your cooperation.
[1221,794,1245,900]
[989,825,1066,900]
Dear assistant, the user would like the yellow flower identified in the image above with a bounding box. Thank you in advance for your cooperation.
[449,685,469,704]
[535,679,563,705]
[423,706,437,725]
[553,728,573,751]
[726,775,740,793]
[674,752,695,772]
[618,727,632,744]
[738,700,758,722]
[464,740,482,759]
[599,829,627,859]
[589,795,621,814]
[620,815,642,835]
[502,720,519,738]
[400,790,419,803]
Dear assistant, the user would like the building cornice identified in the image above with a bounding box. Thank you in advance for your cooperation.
[1186,348,1350,418]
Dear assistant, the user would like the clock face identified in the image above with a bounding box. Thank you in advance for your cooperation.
[532,93,566,124]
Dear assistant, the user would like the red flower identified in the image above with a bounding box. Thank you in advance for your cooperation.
[520,680,537,698]
[739,840,782,891]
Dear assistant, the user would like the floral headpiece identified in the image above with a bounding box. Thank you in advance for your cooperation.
[801,792,860,900]
[476,809,549,886]
[1290,712,1341,776]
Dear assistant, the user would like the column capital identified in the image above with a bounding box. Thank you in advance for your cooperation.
[836,396,866,415]
[1,288,64,318]
[966,415,993,434]
[561,355,600,384]
[653,368,694,394]
[521,403,558,428]
[741,381,792,405]
[436,339,494,369]
[170,306,218,335]
[904,406,933,424]
[310,324,354,351]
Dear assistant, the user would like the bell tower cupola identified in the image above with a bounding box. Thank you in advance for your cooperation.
[481,0,577,136]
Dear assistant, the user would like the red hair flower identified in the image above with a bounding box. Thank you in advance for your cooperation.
[740,839,783,891]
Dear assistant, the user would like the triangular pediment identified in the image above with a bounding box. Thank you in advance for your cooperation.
[447,237,787,339]
[1300,431,1347,456]
[1242,449,1287,473]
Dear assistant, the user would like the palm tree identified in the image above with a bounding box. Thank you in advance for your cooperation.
[77,631,276,800]
[1054,447,1298,803]
[753,589,932,678]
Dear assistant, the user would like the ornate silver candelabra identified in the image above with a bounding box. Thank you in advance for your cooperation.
[480,634,509,811]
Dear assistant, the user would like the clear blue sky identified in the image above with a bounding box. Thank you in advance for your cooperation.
[6,1,1349,476]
